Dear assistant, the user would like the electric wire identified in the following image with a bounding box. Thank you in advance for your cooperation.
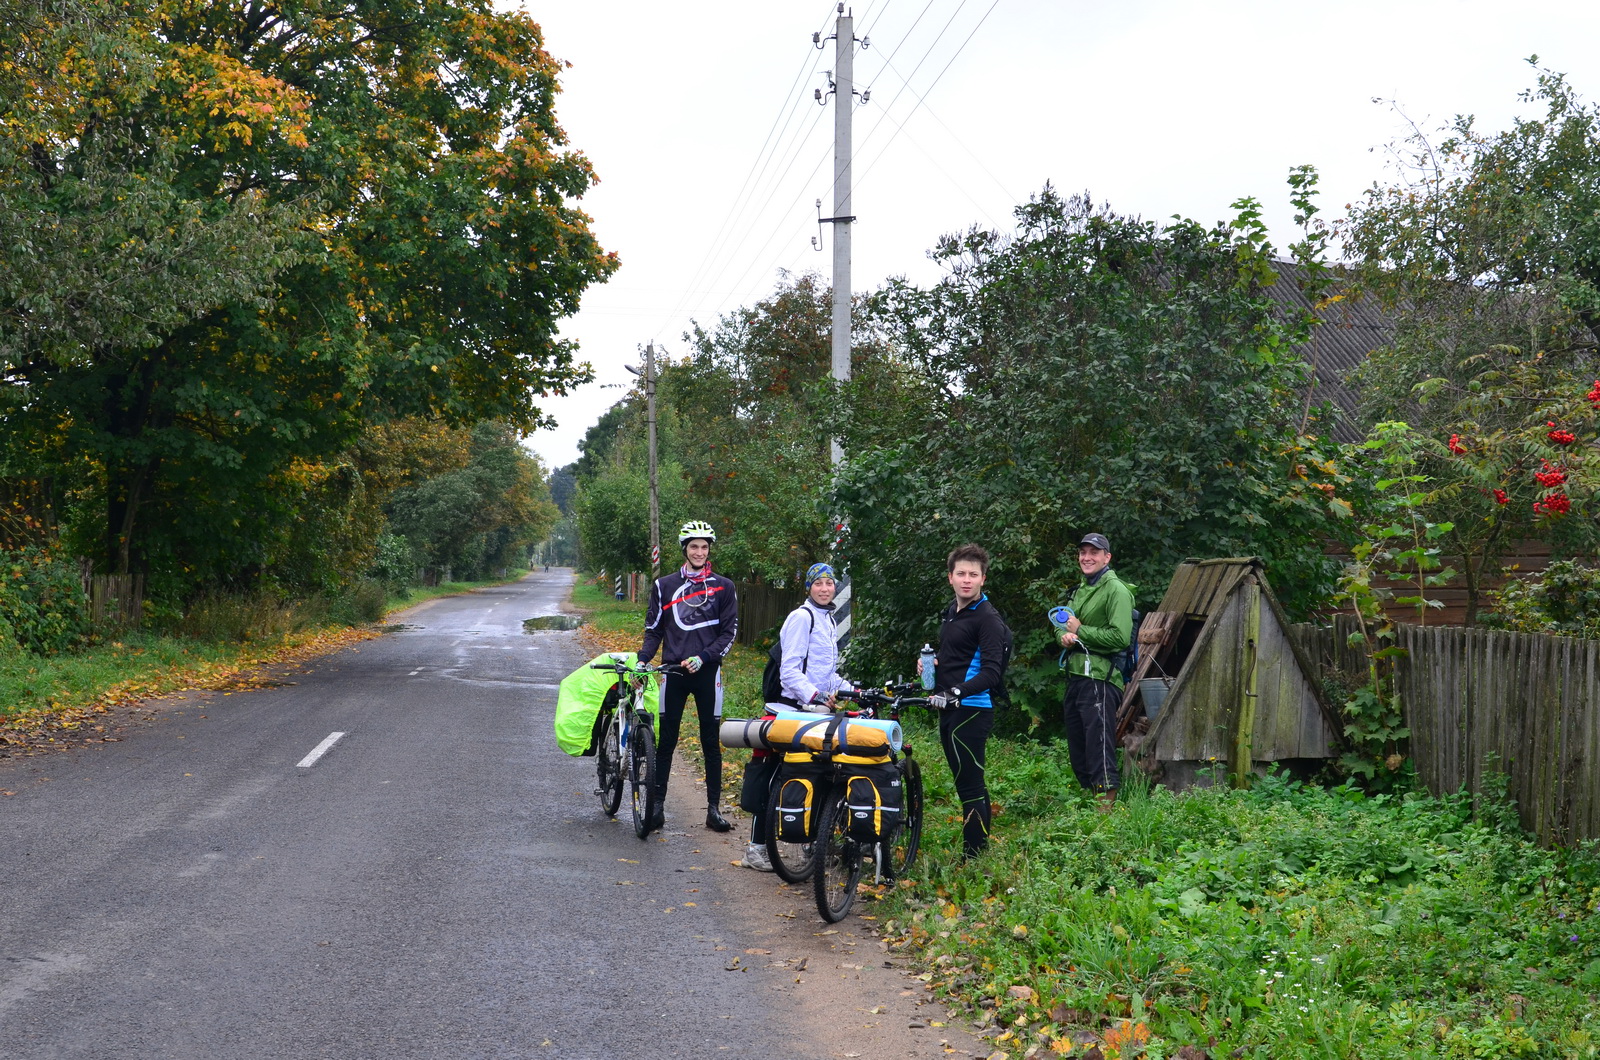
[855,0,1002,190]
[650,0,839,343]
[865,45,1017,210]
[710,0,981,325]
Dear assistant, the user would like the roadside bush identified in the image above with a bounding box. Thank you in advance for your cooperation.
[368,531,418,593]
[1484,560,1600,639]
[0,547,91,654]
[319,579,387,625]
[177,591,297,642]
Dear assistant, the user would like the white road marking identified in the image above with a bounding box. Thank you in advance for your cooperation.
[296,732,347,769]
[408,669,422,675]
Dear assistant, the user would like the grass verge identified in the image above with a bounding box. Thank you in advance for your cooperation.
[1,569,532,757]
[860,714,1600,1059]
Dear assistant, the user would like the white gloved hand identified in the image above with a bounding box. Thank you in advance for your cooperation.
[682,655,703,673]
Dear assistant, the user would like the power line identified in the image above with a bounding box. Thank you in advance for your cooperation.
[864,44,1017,209]
[650,0,839,342]
[856,0,1002,190]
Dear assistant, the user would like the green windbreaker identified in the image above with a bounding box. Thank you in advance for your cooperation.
[1061,569,1135,688]
[553,652,660,756]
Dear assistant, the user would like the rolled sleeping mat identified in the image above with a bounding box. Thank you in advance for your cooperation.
[718,717,774,749]
[719,713,904,754]
[768,712,903,755]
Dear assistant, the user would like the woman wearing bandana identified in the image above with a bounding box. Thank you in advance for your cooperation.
[638,520,740,835]
[741,562,855,871]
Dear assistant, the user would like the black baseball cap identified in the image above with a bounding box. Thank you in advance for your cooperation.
[1079,533,1111,551]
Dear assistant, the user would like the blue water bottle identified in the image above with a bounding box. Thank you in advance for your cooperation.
[919,644,936,690]
[1048,606,1075,636]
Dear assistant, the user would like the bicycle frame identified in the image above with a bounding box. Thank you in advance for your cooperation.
[588,657,681,838]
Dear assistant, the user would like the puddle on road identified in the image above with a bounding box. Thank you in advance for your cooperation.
[523,614,583,632]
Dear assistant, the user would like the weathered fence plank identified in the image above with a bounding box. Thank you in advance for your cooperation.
[1289,618,1600,847]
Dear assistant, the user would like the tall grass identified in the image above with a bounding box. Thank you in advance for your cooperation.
[865,714,1600,1059]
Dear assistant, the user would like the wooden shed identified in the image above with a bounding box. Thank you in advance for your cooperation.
[1119,558,1343,789]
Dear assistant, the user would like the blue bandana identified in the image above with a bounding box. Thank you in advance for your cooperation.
[804,562,836,588]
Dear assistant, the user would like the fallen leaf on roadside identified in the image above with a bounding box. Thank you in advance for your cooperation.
[745,948,771,955]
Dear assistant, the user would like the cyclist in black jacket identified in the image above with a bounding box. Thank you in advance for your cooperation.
[920,542,1006,859]
[639,520,739,835]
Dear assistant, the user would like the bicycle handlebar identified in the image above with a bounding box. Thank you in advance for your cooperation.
[836,683,938,712]
[588,658,685,676]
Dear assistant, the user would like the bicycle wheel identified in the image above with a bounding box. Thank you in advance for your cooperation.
[881,755,923,881]
[764,798,817,884]
[595,692,624,817]
[629,713,657,839]
[812,789,864,923]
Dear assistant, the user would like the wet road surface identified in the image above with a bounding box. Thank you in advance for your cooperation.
[1,571,886,1059]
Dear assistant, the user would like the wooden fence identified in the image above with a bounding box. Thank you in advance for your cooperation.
[1291,616,1600,846]
[76,563,144,630]
[732,580,799,647]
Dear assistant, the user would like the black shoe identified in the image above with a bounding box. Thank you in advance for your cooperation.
[645,806,665,834]
[705,806,733,833]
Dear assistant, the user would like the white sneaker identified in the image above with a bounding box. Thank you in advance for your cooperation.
[742,842,774,872]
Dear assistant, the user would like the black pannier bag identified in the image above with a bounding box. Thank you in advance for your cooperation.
[844,761,904,842]
[773,757,831,842]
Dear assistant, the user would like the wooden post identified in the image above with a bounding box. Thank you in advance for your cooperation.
[1232,577,1261,788]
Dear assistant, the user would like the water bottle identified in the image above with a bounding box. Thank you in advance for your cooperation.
[1048,606,1075,636]
[919,644,936,690]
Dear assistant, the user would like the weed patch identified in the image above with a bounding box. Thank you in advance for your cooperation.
[865,723,1600,1059]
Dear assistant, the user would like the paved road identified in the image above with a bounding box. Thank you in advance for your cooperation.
[1,571,857,1060]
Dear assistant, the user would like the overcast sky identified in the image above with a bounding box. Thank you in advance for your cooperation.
[516,0,1600,472]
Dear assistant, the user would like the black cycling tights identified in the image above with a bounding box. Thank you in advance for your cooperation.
[939,706,995,859]
[653,664,724,806]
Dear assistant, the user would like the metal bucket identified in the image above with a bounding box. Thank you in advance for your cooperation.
[1140,677,1172,720]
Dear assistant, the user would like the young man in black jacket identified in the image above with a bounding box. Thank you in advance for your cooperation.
[639,520,739,835]
[920,543,1006,859]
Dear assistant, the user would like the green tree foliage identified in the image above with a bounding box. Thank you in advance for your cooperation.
[0,0,615,595]
[1340,64,1600,621]
[835,188,1345,718]
[573,462,690,576]
[0,546,91,655]
[671,273,936,582]
[1486,558,1600,638]
[386,423,558,581]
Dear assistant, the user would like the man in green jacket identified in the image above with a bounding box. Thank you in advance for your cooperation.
[1058,532,1134,810]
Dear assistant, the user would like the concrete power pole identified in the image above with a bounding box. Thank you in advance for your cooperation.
[819,4,856,466]
[814,4,863,644]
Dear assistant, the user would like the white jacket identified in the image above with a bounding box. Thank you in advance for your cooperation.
[777,599,850,711]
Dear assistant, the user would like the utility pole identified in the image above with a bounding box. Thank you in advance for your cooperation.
[627,346,661,580]
[813,4,864,644]
[817,4,857,466]
[645,343,660,580]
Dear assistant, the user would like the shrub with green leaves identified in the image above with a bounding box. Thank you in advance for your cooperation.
[0,547,91,654]
[1485,560,1600,640]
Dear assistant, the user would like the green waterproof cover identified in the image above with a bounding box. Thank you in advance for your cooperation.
[553,652,660,756]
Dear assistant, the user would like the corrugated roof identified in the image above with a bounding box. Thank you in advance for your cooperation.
[1266,261,1394,443]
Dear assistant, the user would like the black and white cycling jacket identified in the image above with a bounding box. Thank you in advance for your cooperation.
[638,567,739,667]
